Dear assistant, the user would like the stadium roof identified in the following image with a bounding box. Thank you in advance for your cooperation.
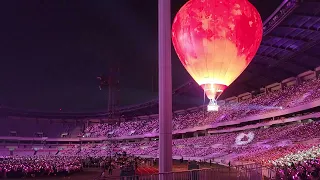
[224,0,320,98]
[1,0,320,118]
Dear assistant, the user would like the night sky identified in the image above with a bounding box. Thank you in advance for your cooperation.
[0,0,282,112]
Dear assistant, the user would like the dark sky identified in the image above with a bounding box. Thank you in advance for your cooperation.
[0,0,282,112]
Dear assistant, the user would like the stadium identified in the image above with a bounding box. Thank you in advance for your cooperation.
[1,0,320,179]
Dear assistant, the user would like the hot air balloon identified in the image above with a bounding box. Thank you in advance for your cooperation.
[172,0,263,111]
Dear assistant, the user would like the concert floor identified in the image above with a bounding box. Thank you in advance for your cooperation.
[34,161,232,179]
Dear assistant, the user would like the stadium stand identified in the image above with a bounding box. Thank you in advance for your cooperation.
[83,76,320,138]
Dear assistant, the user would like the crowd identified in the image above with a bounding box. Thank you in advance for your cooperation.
[2,120,317,170]
[61,121,320,168]
[272,145,320,167]
[275,158,320,180]
[0,151,155,179]
[0,156,82,178]
[0,121,319,178]
[84,77,320,138]
[80,152,152,178]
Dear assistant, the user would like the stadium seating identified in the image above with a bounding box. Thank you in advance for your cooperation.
[59,121,320,168]
[84,77,320,138]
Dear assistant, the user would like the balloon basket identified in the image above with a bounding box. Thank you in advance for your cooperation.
[207,100,219,112]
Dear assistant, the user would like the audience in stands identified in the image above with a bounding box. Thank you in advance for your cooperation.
[63,121,320,169]
[275,158,320,180]
[84,78,320,138]
[0,121,320,179]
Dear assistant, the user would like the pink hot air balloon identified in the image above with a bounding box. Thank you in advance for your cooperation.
[172,0,263,111]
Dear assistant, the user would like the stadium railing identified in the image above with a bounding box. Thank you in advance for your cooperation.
[97,165,276,180]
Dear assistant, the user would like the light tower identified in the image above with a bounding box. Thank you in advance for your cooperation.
[97,67,120,119]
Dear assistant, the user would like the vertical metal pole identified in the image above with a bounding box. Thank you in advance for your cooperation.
[108,76,112,118]
[203,89,206,116]
[158,0,172,179]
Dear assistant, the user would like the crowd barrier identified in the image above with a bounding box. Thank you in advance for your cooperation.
[98,165,276,180]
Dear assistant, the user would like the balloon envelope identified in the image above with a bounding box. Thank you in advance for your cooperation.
[172,0,263,100]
